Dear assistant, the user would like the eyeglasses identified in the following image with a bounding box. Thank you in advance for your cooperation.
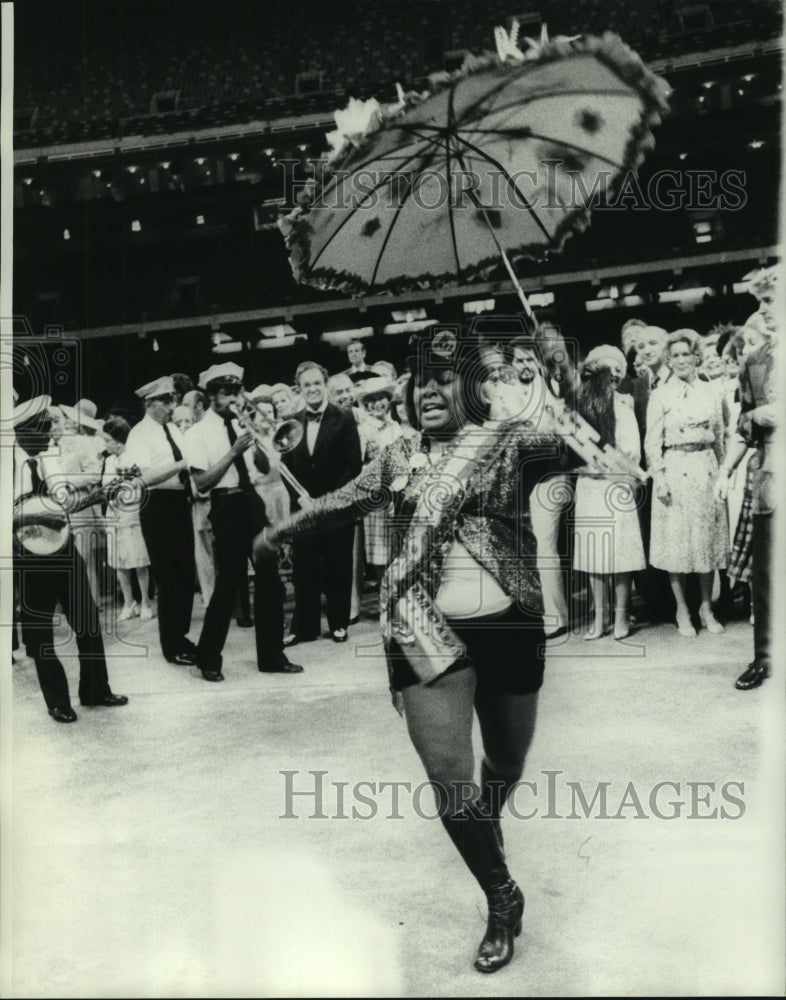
[150,394,175,404]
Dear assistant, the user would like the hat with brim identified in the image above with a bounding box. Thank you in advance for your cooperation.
[13,395,52,428]
[199,362,244,391]
[59,403,104,432]
[583,345,627,374]
[135,375,176,401]
[356,376,394,402]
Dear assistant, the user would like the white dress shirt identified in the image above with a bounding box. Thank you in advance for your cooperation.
[304,403,328,455]
[183,408,256,490]
[14,446,68,502]
[124,414,188,491]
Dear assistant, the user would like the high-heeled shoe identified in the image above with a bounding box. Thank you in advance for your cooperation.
[698,606,725,634]
[118,601,139,622]
[474,878,525,974]
[676,612,697,638]
[584,624,611,641]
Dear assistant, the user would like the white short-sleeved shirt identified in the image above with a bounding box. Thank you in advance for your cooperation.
[124,413,188,491]
[183,408,257,491]
[14,446,68,502]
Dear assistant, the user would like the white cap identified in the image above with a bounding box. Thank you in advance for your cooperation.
[198,362,244,390]
[135,375,176,400]
[12,395,52,427]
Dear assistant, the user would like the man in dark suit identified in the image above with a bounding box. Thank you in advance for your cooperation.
[282,361,363,644]
[626,325,674,624]
[342,339,377,384]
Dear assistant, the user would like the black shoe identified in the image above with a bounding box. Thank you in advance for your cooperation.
[474,879,525,974]
[49,705,77,724]
[735,662,770,690]
[259,657,304,674]
[201,670,225,682]
[168,651,197,666]
[236,616,253,628]
[283,633,317,648]
[81,693,129,707]
[331,628,348,643]
[348,616,360,625]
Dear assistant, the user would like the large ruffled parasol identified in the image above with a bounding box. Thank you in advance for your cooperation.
[279,27,670,311]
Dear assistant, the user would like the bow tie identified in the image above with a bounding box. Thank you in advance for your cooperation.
[305,410,324,423]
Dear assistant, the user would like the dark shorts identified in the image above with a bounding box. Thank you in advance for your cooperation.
[389,603,546,695]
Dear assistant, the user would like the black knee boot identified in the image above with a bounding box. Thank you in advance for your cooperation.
[480,760,518,854]
[441,805,525,974]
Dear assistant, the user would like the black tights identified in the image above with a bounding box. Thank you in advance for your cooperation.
[401,668,539,815]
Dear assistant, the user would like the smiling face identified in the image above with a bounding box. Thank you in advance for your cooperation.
[298,367,327,410]
[412,367,464,437]
[634,328,668,371]
[328,375,354,409]
[364,393,391,418]
[668,339,697,380]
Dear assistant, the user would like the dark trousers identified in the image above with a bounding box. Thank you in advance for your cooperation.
[139,490,195,660]
[752,512,772,668]
[291,523,354,636]
[197,491,285,672]
[14,541,110,710]
[636,480,675,622]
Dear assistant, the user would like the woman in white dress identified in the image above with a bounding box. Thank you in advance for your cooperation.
[573,346,646,640]
[645,330,728,637]
[101,416,154,621]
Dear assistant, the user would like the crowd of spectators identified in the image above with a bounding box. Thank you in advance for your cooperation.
[15,0,782,145]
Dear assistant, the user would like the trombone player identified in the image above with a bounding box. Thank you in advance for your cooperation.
[182,363,303,681]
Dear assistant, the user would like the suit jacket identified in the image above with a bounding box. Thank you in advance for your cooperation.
[632,367,672,459]
[282,402,362,505]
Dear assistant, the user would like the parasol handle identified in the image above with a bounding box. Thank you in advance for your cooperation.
[498,245,536,332]
[468,185,537,334]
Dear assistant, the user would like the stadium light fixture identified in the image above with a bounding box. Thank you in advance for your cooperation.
[463,299,495,315]
[391,307,427,322]
[749,140,764,149]
[258,323,296,339]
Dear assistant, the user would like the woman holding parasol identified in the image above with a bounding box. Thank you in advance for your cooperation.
[257,327,574,974]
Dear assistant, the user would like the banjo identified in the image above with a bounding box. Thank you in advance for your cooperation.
[14,466,143,556]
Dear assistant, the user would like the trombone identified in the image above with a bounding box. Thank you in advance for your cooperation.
[230,391,312,502]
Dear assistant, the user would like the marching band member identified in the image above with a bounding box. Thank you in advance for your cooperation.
[183,363,303,681]
[13,396,128,723]
[124,376,197,665]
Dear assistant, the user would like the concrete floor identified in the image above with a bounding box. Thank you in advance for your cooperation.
[3,595,784,998]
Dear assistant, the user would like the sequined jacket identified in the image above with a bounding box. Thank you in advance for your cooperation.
[272,422,571,617]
